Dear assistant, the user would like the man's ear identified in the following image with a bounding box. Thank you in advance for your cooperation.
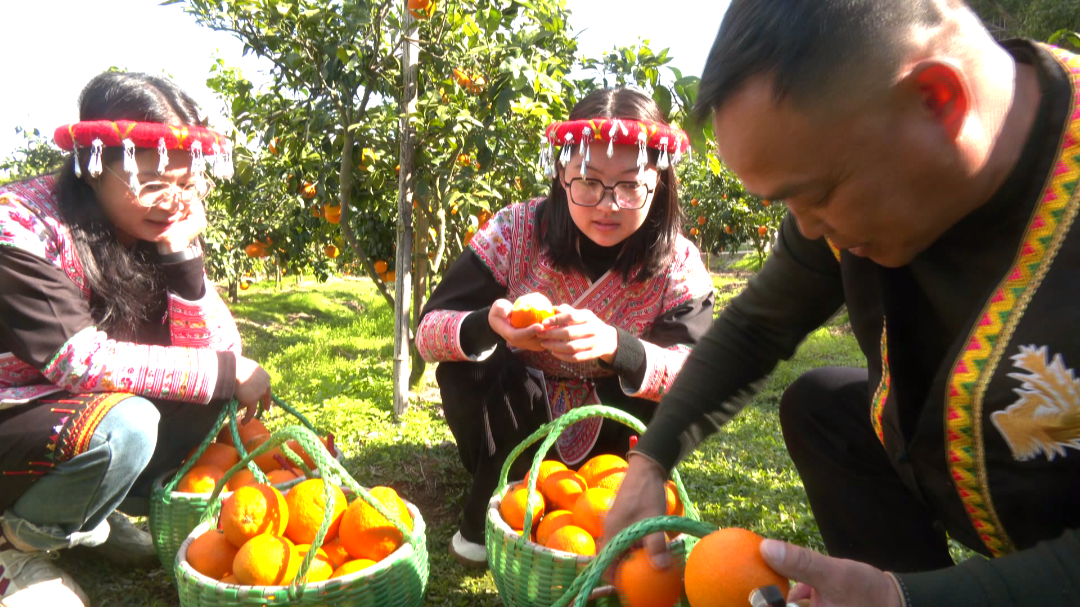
[900,61,969,140]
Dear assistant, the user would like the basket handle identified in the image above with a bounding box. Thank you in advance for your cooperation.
[550,515,717,607]
[495,404,697,542]
[196,425,420,600]
[162,400,268,493]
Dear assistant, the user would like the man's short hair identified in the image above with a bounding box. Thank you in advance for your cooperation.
[695,0,951,120]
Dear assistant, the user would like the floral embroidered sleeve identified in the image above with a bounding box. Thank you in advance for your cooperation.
[161,257,243,355]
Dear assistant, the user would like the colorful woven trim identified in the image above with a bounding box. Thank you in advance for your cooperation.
[943,43,1080,558]
[53,120,233,185]
[540,118,690,179]
[871,323,890,445]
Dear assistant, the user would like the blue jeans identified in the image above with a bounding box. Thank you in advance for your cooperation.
[2,397,159,552]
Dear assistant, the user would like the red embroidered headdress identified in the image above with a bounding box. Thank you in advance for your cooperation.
[54,120,233,192]
[540,118,691,179]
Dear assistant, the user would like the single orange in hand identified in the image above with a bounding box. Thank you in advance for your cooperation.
[509,292,555,328]
[542,469,588,511]
[499,485,545,531]
[615,546,685,607]
[220,484,289,549]
[684,528,789,607]
[232,534,300,586]
[177,465,225,494]
[572,487,616,539]
[187,528,239,580]
[544,525,595,556]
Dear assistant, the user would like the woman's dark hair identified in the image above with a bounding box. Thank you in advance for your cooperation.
[54,71,207,338]
[537,88,683,283]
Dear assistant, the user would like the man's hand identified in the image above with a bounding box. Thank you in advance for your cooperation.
[234,355,272,423]
[599,453,671,571]
[489,299,546,351]
[538,304,619,364]
[759,540,905,607]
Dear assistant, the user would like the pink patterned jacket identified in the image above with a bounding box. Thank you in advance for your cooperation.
[0,176,242,410]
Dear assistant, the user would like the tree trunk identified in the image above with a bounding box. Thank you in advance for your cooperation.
[394,5,419,417]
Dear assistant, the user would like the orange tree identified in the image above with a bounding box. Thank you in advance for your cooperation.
[677,151,787,270]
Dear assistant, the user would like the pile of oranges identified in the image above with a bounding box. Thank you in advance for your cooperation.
[497,454,684,558]
[175,417,338,495]
[186,478,415,586]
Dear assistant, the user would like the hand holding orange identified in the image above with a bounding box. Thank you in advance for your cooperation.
[509,292,555,328]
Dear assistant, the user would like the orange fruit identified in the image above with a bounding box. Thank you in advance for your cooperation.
[664,481,684,517]
[331,558,376,579]
[509,293,555,328]
[684,528,789,607]
[691,198,699,206]
[294,544,334,583]
[302,182,317,199]
[544,525,595,556]
[595,470,626,493]
[572,487,616,539]
[542,469,587,511]
[324,205,342,224]
[689,228,699,237]
[216,417,269,447]
[283,439,318,470]
[220,573,239,584]
[374,260,388,274]
[226,468,259,492]
[232,534,300,586]
[500,485,545,530]
[244,243,267,258]
[384,270,396,282]
[523,460,568,491]
[339,487,412,561]
[220,484,289,549]
[187,528,239,580]
[758,225,768,237]
[240,281,251,290]
[697,216,707,225]
[190,443,241,472]
[577,454,628,488]
[408,0,434,19]
[243,434,284,472]
[724,225,733,234]
[762,199,772,207]
[285,479,349,546]
[267,468,301,485]
[177,465,225,494]
[535,510,574,546]
[268,138,279,155]
[325,244,340,258]
[615,546,685,607]
[323,538,352,569]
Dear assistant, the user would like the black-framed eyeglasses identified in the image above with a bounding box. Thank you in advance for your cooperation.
[562,177,654,210]
[104,165,213,208]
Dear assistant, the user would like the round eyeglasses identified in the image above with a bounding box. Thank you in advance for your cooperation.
[562,178,654,210]
[104,165,213,208]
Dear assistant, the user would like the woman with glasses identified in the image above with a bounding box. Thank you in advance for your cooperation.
[0,71,271,606]
[416,88,715,567]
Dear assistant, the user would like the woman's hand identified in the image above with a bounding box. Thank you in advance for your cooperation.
[538,305,619,363]
[760,540,905,607]
[489,299,546,351]
[234,355,272,423]
[156,196,207,254]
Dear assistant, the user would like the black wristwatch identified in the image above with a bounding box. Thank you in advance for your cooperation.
[158,240,203,264]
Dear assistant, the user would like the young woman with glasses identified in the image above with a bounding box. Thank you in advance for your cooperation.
[416,87,715,567]
[0,72,271,606]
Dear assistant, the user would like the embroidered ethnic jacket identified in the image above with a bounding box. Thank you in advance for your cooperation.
[0,175,241,409]
[635,40,1080,603]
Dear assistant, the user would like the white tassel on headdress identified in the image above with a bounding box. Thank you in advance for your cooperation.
[656,136,671,171]
[579,127,592,179]
[606,119,628,158]
[539,138,555,179]
[73,146,82,178]
[636,131,648,180]
[211,143,225,179]
[122,139,139,192]
[157,138,169,174]
[88,138,104,178]
[190,140,207,194]
[672,134,683,167]
[558,133,574,168]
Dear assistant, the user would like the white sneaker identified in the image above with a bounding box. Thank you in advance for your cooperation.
[86,512,158,569]
[0,536,87,607]
[449,530,487,569]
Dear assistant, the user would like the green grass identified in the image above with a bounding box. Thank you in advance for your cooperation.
[69,273,869,605]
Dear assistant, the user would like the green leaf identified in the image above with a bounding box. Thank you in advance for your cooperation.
[653,87,673,120]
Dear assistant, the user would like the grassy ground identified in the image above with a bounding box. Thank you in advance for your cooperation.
[66,273,864,606]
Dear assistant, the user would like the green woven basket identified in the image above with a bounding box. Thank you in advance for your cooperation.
[149,397,328,577]
[174,426,429,606]
[551,516,718,607]
[486,404,699,607]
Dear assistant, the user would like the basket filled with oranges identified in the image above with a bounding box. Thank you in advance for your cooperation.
[551,515,792,607]
[174,425,428,606]
[149,397,341,577]
[486,405,698,607]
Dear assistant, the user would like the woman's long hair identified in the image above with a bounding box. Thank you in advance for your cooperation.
[537,88,684,282]
[53,72,208,338]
